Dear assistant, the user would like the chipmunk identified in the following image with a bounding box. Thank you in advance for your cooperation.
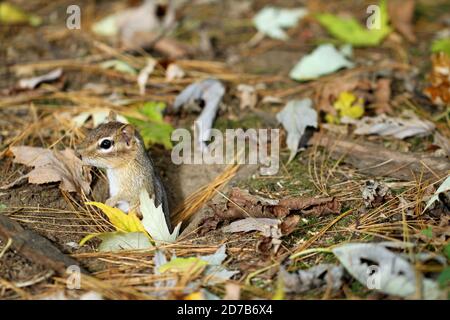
[77,112,171,230]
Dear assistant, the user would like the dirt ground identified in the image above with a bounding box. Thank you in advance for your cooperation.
[0,0,449,300]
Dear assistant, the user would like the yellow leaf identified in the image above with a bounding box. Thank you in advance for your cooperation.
[184,292,204,300]
[330,91,365,121]
[0,3,42,26]
[272,274,285,300]
[86,201,146,233]
[79,233,102,246]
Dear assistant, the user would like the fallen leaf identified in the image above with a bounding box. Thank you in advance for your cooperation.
[100,59,137,75]
[79,200,148,248]
[433,132,450,157]
[387,0,416,42]
[85,201,145,233]
[18,68,63,90]
[315,76,370,115]
[201,245,239,284]
[253,6,308,40]
[423,175,450,212]
[276,98,318,161]
[431,38,450,56]
[159,257,208,274]
[353,113,435,139]
[140,189,181,243]
[373,78,392,114]
[173,79,226,151]
[278,197,341,216]
[137,58,157,95]
[316,0,391,47]
[290,44,354,81]
[281,264,344,294]
[326,91,364,123]
[199,188,340,235]
[97,232,152,252]
[333,243,442,299]
[184,292,204,300]
[223,218,282,238]
[424,52,450,106]
[0,2,41,26]
[2,146,91,194]
[126,101,174,149]
[165,63,185,82]
[362,180,393,208]
[280,215,300,236]
[158,245,238,285]
[236,84,258,110]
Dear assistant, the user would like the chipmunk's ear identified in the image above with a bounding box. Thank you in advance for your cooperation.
[107,110,118,122]
[120,124,135,146]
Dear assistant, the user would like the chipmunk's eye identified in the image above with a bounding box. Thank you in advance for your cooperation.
[99,139,113,150]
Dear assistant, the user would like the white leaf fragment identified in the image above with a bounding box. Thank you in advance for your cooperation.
[223,218,282,238]
[290,44,354,81]
[18,68,63,89]
[276,98,318,161]
[200,245,239,285]
[332,243,442,299]
[253,7,308,40]
[173,79,226,151]
[165,63,185,82]
[423,175,450,212]
[140,189,181,243]
[137,58,157,95]
[98,232,152,252]
[353,114,435,139]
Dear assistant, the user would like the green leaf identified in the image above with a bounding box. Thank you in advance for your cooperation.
[91,14,118,37]
[100,59,137,75]
[126,102,174,149]
[0,3,42,26]
[437,267,450,288]
[159,257,208,274]
[315,0,391,47]
[444,243,450,260]
[140,101,166,122]
[431,38,450,56]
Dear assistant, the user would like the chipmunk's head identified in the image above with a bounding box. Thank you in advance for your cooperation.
[77,111,139,169]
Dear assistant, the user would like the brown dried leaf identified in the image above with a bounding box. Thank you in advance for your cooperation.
[373,78,392,114]
[280,215,300,236]
[2,146,91,194]
[197,188,339,235]
[424,53,450,106]
[315,77,371,115]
